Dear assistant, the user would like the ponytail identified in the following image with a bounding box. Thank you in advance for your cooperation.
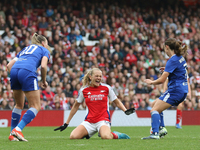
[31,33,52,53]
[165,38,188,56]
[174,41,188,56]
[31,33,46,45]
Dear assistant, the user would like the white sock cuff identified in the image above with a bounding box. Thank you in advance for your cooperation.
[151,111,159,115]
[13,108,22,115]
[29,107,38,116]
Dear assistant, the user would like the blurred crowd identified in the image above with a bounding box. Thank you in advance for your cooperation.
[0,0,200,111]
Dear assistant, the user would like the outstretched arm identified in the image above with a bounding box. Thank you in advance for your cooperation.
[65,101,81,124]
[54,100,81,132]
[113,98,135,115]
[113,98,127,112]
[145,72,169,85]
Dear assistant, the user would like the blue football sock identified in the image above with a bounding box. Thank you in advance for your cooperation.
[17,108,38,131]
[160,112,165,127]
[151,111,160,134]
[11,108,22,131]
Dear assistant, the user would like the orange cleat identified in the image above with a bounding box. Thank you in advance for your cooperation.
[11,128,28,142]
[8,135,19,141]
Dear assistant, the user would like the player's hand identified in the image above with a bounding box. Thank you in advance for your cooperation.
[125,108,135,115]
[54,123,68,132]
[41,81,48,89]
[159,67,165,73]
[144,79,153,85]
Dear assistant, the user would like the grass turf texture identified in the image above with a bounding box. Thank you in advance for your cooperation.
[1,126,200,150]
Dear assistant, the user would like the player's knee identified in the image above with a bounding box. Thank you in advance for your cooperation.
[101,134,112,139]
[29,104,41,111]
[177,103,183,110]
[69,135,75,139]
[70,134,81,139]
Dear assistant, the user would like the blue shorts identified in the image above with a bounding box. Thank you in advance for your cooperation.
[159,90,187,106]
[10,68,39,91]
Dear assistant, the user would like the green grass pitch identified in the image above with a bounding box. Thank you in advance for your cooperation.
[1,126,200,150]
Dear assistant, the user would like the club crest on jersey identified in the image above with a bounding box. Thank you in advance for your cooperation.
[100,90,105,93]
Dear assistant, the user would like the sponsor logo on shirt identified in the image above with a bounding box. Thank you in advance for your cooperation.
[183,82,188,86]
[100,90,105,93]
[87,92,91,95]
[88,94,105,101]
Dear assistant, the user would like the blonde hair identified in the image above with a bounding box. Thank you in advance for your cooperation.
[31,33,52,53]
[165,38,188,56]
[82,68,101,87]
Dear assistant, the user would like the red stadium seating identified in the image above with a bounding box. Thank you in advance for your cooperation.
[39,28,46,35]
[86,46,93,52]
[72,10,80,17]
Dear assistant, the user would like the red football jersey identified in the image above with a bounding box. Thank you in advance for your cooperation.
[77,83,117,123]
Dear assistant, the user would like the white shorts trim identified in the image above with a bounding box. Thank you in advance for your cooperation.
[81,120,111,137]
[163,93,170,102]
[34,79,38,90]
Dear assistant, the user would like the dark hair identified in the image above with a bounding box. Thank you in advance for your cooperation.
[165,38,188,56]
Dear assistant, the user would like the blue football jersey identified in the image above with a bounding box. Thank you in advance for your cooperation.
[12,44,50,72]
[165,55,188,93]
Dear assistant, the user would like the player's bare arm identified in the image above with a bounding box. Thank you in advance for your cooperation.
[145,72,169,85]
[54,100,81,132]
[66,100,81,124]
[187,78,191,100]
[7,59,17,73]
[113,98,127,112]
[41,56,48,89]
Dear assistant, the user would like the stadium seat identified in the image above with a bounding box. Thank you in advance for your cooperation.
[34,9,45,16]
[86,46,93,52]
[39,28,46,35]
[72,10,80,17]
[79,18,85,21]
[17,12,23,19]
[16,15,23,20]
